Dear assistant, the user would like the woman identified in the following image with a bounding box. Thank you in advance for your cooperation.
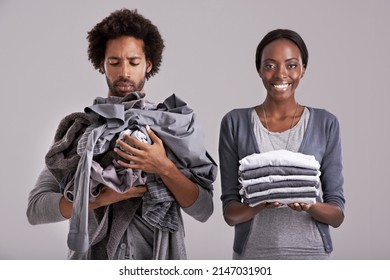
[218,29,345,259]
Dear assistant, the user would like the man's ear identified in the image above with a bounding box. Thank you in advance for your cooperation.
[146,60,152,73]
[100,61,105,74]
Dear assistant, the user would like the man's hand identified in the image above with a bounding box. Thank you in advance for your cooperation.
[90,185,147,209]
[60,185,147,219]
[114,125,173,175]
[114,125,200,208]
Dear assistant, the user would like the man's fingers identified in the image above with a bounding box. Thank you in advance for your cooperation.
[123,134,148,149]
[127,186,148,197]
[114,146,136,159]
[133,186,147,193]
[146,125,161,144]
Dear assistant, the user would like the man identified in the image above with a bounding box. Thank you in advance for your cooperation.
[27,9,216,260]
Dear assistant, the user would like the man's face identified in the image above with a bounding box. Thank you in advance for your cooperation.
[102,36,152,97]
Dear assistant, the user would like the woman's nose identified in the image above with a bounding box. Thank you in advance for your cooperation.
[275,65,287,78]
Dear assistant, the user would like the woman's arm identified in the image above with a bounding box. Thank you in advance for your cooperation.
[224,200,282,226]
[289,111,346,228]
[288,202,344,228]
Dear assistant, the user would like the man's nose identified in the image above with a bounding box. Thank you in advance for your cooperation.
[119,62,131,78]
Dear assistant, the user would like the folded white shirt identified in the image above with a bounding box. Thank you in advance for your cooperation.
[239,149,320,172]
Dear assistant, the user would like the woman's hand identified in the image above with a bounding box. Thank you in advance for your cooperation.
[288,202,314,212]
[289,202,344,227]
[264,201,284,209]
[223,201,284,226]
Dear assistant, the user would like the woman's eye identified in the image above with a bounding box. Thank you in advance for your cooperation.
[288,64,297,69]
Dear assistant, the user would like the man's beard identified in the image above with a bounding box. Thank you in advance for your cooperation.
[106,76,146,97]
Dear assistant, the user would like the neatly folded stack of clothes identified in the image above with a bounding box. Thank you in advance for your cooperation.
[238,150,321,207]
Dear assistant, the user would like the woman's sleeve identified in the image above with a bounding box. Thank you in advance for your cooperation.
[218,113,242,212]
[320,116,346,214]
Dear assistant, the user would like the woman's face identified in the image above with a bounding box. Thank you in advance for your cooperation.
[259,39,305,101]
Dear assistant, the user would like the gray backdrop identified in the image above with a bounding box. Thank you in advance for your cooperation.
[1,0,389,259]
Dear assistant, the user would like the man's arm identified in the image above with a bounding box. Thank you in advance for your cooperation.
[27,166,147,222]
[27,166,68,225]
[59,185,147,219]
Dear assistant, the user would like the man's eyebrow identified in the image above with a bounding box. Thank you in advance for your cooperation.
[128,56,142,60]
[106,56,142,61]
